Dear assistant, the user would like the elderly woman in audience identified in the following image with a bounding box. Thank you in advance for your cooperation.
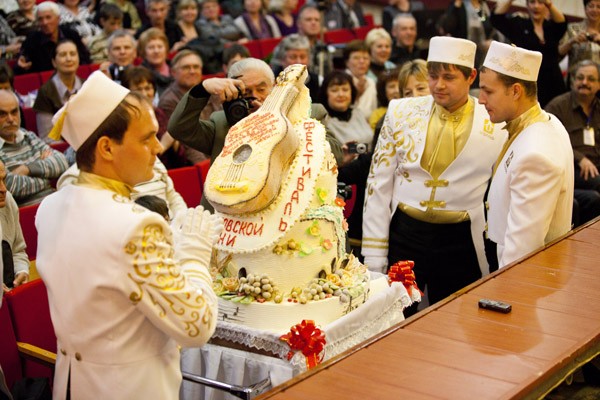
[234,0,281,40]
[491,0,567,107]
[177,0,201,42]
[198,0,245,42]
[344,40,378,121]
[369,68,399,131]
[366,28,396,81]
[137,27,172,96]
[269,0,298,36]
[559,0,600,81]
[57,0,101,44]
[6,0,37,37]
[32,39,82,142]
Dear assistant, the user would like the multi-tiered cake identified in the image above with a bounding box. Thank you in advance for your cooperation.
[206,65,387,333]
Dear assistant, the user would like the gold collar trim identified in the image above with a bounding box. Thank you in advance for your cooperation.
[77,171,133,197]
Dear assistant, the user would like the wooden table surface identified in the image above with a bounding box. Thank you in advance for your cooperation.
[258,220,600,400]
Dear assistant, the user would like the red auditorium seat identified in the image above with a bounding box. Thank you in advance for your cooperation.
[76,64,92,80]
[168,166,203,207]
[343,184,357,219]
[5,279,57,384]
[353,26,372,40]
[13,73,41,96]
[39,70,54,84]
[19,202,39,260]
[195,159,210,186]
[0,300,23,390]
[244,40,263,58]
[364,14,375,27]
[324,29,355,44]
[258,37,282,58]
[22,107,37,134]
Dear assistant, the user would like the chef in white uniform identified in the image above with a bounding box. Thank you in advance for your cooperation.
[479,41,574,268]
[362,37,506,314]
[35,71,222,400]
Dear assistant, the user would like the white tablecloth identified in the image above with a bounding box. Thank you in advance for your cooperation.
[180,279,413,400]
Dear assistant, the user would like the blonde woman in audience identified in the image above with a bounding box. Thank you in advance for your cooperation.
[397,58,429,98]
[366,28,396,81]
[137,27,172,96]
[33,39,82,142]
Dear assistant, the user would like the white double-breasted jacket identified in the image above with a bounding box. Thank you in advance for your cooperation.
[36,182,217,400]
[487,113,574,267]
[362,95,507,275]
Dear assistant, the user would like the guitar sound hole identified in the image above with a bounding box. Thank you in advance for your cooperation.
[233,144,252,164]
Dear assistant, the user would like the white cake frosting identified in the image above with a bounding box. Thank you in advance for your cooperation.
[207,65,379,333]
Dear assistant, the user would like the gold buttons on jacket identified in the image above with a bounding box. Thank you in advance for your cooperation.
[60,349,66,355]
[75,353,82,361]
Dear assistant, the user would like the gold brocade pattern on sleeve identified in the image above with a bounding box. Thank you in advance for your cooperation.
[124,223,214,337]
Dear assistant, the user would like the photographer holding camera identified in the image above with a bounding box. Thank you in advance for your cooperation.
[168,57,344,213]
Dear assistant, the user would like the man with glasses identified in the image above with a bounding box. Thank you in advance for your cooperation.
[546,59,600,225]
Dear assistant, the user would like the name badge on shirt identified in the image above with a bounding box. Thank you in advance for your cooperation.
[584,127,595,146]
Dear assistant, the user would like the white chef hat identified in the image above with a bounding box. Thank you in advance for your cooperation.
[483,41,542,82]
[49,71,130,150]
[427,36,477,69]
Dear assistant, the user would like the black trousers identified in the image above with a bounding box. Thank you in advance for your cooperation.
[389,210,482,315]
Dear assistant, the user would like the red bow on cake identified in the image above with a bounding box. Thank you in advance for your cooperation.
[280,320,326,369]
[388,260,423,297]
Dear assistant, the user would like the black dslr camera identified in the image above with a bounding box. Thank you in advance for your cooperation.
[223,88,256,126]
[347,142,369,154]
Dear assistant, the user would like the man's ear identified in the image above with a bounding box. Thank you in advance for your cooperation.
[512,83,524,100]
[96,136,114,161]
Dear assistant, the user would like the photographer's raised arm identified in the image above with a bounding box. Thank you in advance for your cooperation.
[167,78,244,158]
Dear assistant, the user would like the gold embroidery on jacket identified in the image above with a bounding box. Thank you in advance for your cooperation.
[125,223,213,337]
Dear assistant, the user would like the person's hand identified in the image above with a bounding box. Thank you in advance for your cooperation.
[13,272,29,287]
[11,164,30,176]
[354,75,367,96]
[172,206,224,267]
[2,283,10,293]
[17,55,32,70]
[341,143,358,166]
[6,41,21,55]
[99,61,111,78]
[202,78,245,103]
[579,157,599,180]
[40,149,53,160]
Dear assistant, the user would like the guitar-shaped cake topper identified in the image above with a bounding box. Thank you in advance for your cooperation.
[205,64,310,215]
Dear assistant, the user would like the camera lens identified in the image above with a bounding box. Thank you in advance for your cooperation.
[356,143,368,154]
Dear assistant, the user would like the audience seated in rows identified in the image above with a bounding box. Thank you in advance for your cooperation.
[0,90,68,206]
[17,1,90,74]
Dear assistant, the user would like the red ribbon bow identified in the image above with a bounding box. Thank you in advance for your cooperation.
[280,320,326,369]
[388,260,423,296]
